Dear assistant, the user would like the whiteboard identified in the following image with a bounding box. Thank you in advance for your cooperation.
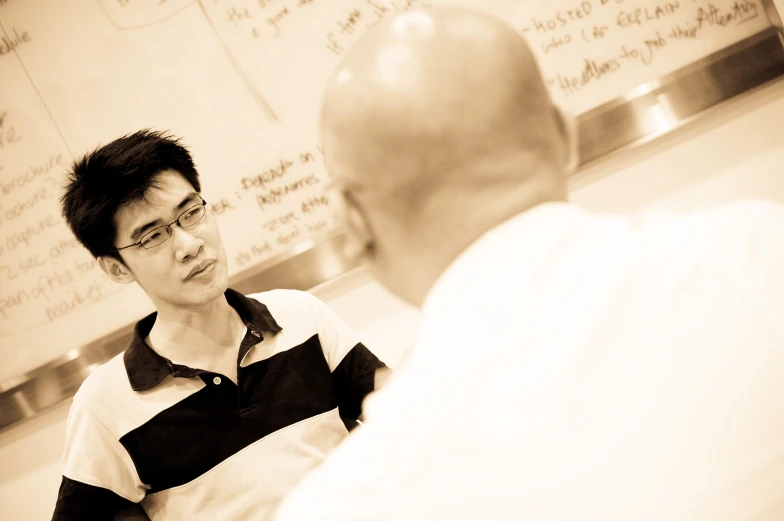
[199,0,772,121]
[0,0,776,383]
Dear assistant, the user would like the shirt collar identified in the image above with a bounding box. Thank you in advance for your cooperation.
[422,202,591,316]
[123,288,282,391]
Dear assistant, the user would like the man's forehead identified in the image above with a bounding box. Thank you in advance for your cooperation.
[115,172,196,231]
[124,174,189,210]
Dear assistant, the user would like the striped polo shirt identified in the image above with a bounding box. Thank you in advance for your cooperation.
[51,288,386,521]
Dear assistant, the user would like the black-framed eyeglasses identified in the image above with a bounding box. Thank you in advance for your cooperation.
[109,197,208,253]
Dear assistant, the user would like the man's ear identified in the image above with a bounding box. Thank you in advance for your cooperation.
[332,188,376,265]
[98,255,135,284]
[551,103,580,174]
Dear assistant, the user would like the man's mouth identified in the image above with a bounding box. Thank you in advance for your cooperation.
[186,260,215,280]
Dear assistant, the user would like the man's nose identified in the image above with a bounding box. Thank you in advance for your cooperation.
[173,226,204,262]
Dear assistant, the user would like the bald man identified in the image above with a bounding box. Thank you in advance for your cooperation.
[275,7,784,521]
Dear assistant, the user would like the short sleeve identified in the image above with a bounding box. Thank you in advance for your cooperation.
[60,398,147,502]
[304,293,388,419]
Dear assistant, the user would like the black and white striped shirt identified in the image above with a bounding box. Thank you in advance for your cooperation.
[52,288,386,521]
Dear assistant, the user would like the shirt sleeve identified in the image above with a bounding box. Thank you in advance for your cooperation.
[305,292,388,420]
[51,477,138,521]
[52,398,147,521]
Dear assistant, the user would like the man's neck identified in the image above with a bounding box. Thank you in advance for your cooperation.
[406,184,568,307]
[147,294,246,370]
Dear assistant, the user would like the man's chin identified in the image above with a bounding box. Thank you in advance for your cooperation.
[177,279,228,306]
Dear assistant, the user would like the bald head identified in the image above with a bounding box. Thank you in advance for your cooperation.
[321,7,574,305]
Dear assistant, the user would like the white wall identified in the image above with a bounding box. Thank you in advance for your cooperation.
[0,399,70,520]
[2,75,783,520]
[569,79,784,213]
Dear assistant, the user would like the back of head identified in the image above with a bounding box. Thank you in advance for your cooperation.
[61,129,201,261]
[321,7,575,305]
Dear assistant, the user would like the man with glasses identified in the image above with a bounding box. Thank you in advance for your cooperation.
[51,129,387,521]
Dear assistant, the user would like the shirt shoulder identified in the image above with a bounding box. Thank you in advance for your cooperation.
[73,351,204,438]
[247,288,329,316]
[245,289,365,371]
[632,199,784,287]
[244,289,344,331]
[73,353,132,411]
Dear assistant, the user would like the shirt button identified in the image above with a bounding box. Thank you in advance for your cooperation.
[213,376,221,385]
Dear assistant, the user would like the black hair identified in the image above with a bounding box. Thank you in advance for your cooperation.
[61,129,201,259]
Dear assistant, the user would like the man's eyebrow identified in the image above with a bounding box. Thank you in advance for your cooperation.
[176,192,200,211]
[129,218,164,242]
[129,192,199,241]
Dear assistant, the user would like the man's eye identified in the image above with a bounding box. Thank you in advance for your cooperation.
[141,231,162,245]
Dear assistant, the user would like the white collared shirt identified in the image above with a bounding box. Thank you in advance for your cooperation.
[276,200,784,521]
